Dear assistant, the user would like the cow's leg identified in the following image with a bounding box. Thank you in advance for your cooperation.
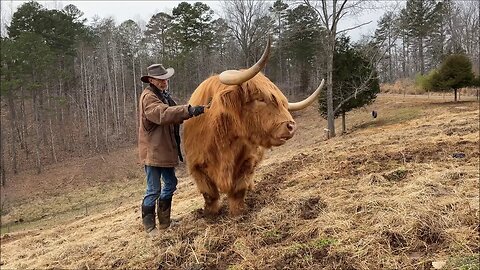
[227,174,253,216]
[190,167,221,216]
[227,188,247,216]
[202,191,220,216]
[227,154,260,216]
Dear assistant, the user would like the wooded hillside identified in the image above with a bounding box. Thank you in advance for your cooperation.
[1,0,479,179]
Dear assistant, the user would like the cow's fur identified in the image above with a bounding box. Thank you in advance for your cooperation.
[183,72,295,216]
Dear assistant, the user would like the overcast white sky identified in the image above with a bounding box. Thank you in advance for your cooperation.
[1,1,403,41]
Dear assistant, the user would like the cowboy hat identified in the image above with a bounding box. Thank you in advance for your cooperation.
[141,64,175,83]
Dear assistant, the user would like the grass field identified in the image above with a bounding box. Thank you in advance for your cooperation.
[1,94,478,269]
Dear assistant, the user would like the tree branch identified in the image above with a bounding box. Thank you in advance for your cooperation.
[333,0,349,26]
[337,20,372,34]
[321,0,330,29]
[333,28,402,114]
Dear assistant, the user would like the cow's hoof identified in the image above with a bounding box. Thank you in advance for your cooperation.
[204,207,221,217]
[204,200,221,216]
[229,206,246,217]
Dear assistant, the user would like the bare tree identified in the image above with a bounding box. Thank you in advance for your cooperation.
[221,0,273,66]
[0,0,14,37]
[302,0,373,138]
[454,1,480,75]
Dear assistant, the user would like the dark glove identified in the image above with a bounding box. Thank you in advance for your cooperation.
[188,105,205,117]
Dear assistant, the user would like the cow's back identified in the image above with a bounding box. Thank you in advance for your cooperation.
[188,75,226,105]
[183,75,227,169]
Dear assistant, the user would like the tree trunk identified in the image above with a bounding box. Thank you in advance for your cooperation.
[6,87,23,152]
[388,33,393,82]
[7,93,18,174]
[341,112,346,135]
[121,53,127,132]
[0,127,6,186]
[94,58,100,150]
[278,14,283,81]
[80,48,90,139]
[133,56,139,132]
[326,33,336,138]
[113,46,120,134]
[20,86,27,147]
[32,92,42,174]
[84,49,92,139]
[104,97,108,149]
[59,79,68,150]
[38,84,47,147]
[402,34,408,77]
[46,84,57,163]
[104,46,115,140]
[419,37,425,75]
[49,118,57,163]
[454,88,457,102]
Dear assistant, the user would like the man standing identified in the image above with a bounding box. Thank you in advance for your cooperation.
[138,64,205,233]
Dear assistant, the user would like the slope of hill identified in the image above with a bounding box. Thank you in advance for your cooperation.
[1,95,479,269]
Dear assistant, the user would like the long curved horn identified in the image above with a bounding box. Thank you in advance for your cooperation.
[219,37,272,85]
[288,79,325,111]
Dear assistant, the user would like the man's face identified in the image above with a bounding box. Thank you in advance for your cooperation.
[149,78,168,91]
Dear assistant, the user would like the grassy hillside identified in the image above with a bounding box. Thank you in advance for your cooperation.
[1,95,478,269]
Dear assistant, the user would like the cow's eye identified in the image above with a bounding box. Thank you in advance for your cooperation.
[270,94,279,106]
[255,98,267,106]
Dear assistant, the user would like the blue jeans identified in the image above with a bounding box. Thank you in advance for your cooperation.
[143,166,178,207]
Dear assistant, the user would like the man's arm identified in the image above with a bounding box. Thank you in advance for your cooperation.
[143,92,190,125]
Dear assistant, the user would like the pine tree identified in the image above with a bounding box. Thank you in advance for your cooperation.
[269,0,289,82]
[318,36,380,134]
[170,2,217,94]
[400,0,443,75]
[374,11,397,83]
[145,12,175,62]
[171,2,215,52]
[429,54,474,102]
[283,4,324,93]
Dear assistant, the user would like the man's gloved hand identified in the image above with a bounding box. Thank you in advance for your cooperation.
[188,105,205,117]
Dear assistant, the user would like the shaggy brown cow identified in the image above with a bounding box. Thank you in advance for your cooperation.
[183,38,324,216]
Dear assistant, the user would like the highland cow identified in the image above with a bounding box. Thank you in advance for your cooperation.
[183,38,324,216]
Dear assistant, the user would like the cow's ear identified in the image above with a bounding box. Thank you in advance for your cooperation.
[217,85,243,114]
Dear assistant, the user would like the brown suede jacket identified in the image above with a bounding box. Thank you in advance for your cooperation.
[138,86,191,167]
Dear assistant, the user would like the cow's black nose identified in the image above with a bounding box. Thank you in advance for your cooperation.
[286,122,296,133]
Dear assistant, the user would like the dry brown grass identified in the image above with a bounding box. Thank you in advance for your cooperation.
[381,78,425,95]
[381,79,479,99]
[1,95,479,269]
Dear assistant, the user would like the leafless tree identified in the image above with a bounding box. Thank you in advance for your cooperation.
[454,1,480,75]
[221,0,273,66]
[302,0,373,138]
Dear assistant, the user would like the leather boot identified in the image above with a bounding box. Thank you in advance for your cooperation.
[157,199,172,229]
[141,203,156,233]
